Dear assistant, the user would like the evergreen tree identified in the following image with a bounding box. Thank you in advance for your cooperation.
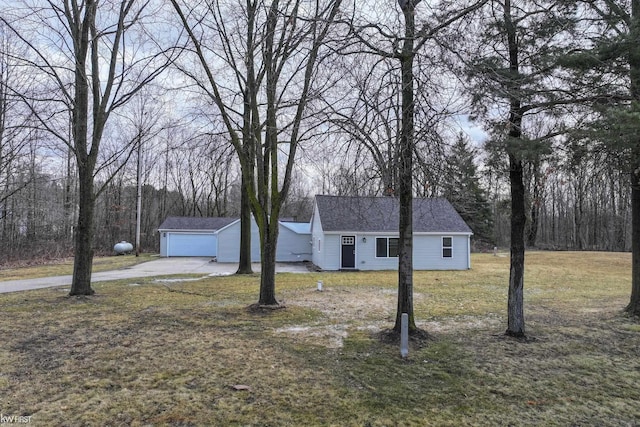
[464,0,583,336]
[561,0,640,316]
[442,134,494,245]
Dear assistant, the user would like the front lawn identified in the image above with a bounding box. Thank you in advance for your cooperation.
[0,253,157,281]
[0,251,637,426]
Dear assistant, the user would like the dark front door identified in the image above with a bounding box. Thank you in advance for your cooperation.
[341,236,356,269]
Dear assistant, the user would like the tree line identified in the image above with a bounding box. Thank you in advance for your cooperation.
[3,124,628,257]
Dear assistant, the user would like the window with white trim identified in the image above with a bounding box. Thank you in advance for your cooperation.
[442,237,453,258]
[376,237,399,258]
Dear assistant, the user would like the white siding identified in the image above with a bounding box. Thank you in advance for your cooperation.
[216,219,261,263]
[413,234,470,270]
[215,222,239,262]
[311,203,325,268]
[217,218,311,263]
[276,226,312,262]
[356,233,399,270]
[160,232,168,257]
[320,234,342,270]
[251,222,261,261]
[311,204,343,270]
[316,232,471,271]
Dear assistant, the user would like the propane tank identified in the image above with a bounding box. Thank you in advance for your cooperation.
[113,241,134,255]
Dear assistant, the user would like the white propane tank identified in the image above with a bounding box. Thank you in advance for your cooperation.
[114,241,134,255]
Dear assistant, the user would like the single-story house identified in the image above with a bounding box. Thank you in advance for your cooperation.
[310,195,473,270]
[158,194,472,270]
[158,216,312,262]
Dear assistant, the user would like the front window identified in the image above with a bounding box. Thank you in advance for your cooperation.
[442,237,452,258]
[376,237,399,258]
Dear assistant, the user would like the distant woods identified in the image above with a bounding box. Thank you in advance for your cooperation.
[0,129,317,263]
[0,125,629,264]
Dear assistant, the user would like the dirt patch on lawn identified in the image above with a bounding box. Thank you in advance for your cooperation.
[273,286,397,348]
[274,285,486,348]
[284,285,397,320]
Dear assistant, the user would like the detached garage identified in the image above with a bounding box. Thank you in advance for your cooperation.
[158,217,237,257]
[158,215,312,261]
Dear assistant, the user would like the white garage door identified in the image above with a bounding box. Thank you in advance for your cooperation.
[167,233,217,257]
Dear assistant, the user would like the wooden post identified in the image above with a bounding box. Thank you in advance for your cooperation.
[401,312,409,359]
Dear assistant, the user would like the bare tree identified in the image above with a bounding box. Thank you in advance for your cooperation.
[1,1,179,294]
[324,52,451,197]
[0,23,33,221]
[0,23,44,261]
[171,0,343,306]
[345,0,488,335]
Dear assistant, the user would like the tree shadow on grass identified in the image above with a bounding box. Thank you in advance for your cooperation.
[246,302,287,313]
[375,327,432,347]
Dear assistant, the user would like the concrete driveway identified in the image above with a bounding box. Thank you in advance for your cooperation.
[0,258,310,294]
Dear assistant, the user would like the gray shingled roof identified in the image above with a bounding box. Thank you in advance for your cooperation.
[158,216,238,231]
[314,195,473,233]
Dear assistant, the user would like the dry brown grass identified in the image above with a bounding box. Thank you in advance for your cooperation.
[0,253,156,281]
[0,251,638,426]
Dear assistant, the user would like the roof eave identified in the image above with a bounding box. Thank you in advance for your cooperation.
[157,228,220,233]
[321,230,473,235]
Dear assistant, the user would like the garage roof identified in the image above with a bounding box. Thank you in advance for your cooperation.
[158,216,238,232]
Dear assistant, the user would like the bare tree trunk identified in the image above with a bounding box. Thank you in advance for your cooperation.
[64,142,74,241]
[258,217,279,306]
[70,168,95,295]
[237,16,256,276]
[236,182,253,274]
[393,0,417,334]
[172,0,342,307]
[135,133,143,256]
[627,0,640,311]
[69,1,95,295]
[574,180,584,249]
[617,173,628,251]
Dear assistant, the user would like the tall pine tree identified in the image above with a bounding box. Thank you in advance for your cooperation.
[465,0,583,336]
[558,0,640,316]
[442,134,493,245]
